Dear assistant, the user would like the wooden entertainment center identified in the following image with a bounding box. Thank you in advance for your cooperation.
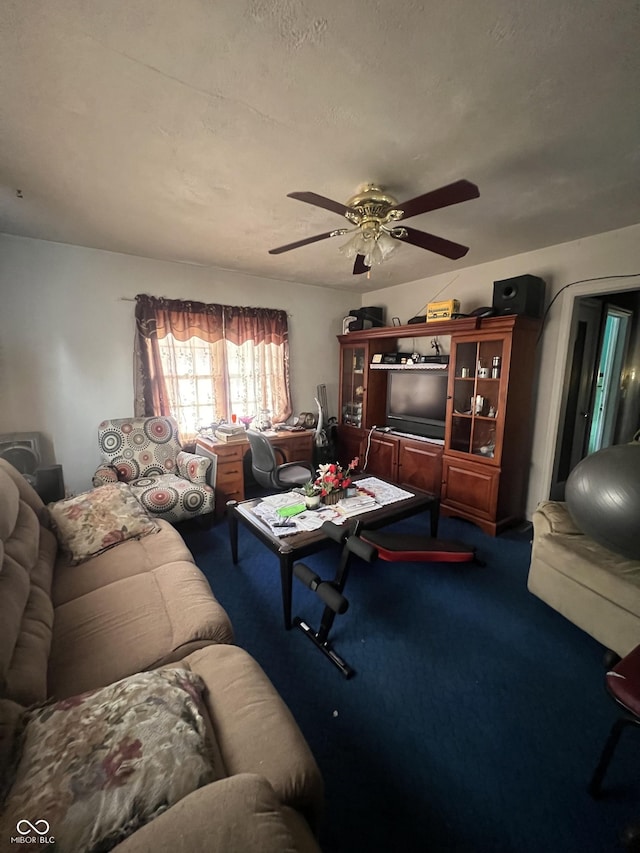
[337,314,541,535]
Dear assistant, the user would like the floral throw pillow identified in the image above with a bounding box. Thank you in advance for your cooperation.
[48,482,159,564]
[0,669,216,853]
[176,450,212,485]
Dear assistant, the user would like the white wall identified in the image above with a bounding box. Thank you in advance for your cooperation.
[0,234,354,494]
[362,223,640,517]
[3,225,640,515]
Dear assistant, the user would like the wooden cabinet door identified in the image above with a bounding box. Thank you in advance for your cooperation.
[338,338,395,429]
[448,332,508,465]
[441,455,500,535]
[397,439,443,495]
[339,343,367,428]
[365,433,399,480]
[337,426,364,469]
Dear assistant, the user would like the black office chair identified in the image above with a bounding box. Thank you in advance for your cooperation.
[246,430,315,491]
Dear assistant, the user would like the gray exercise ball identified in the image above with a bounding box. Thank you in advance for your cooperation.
[565,442,640,560]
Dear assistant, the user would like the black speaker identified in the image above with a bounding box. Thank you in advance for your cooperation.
[35,465,65,504]
[347,306,385,331]
[492,275,546,318]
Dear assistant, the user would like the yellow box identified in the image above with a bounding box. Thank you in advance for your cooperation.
[427,299,460,322]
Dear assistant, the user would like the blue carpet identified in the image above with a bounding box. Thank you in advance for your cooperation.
[181,514,640,853]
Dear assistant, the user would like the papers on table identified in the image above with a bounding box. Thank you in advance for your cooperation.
[334,494,378,517]
[250,479,413,537]
[251,498,343,537]
[295,507,344,531]
[261,491,306,509]
[332,479,412,517]
[353,477,414,505]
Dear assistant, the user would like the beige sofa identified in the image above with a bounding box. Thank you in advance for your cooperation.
[0,459,323,852]
[528,500,640,657]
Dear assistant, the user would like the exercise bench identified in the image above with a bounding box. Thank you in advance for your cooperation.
[292,519,480,678]
[293,521,377,679]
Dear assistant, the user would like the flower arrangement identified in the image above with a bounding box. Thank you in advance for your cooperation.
[314,457,359,496]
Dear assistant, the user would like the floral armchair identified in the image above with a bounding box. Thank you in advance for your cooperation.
[92,417,216,523]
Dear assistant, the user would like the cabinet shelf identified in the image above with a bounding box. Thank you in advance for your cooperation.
[338,317,479,344]
[454,411,497,417]
[370,363,449,371]
[454,376,500,382]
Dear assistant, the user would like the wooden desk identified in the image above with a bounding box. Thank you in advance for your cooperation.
[196,430,315,516]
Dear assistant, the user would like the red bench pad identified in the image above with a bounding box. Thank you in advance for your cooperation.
[360,532,476,563]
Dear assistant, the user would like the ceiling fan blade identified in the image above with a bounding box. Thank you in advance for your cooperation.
[396,226,470,260]
[353,254,370,275]
[396,180,480,220]
[269,231,339,255]
[287,191,353,218]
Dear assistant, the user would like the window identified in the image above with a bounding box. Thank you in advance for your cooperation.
[157,334,219,435]
[135,296,291,440]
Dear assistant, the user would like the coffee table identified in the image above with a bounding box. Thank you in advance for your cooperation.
[227,479,439,629]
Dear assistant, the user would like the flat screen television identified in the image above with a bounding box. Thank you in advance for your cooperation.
[386,370,448,440]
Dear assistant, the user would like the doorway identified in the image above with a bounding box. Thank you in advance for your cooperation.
[587,306,632,453]
[550,291,638,500]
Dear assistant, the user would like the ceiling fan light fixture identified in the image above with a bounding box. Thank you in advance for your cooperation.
[363,242,382,268]
[339,229,370,259]
[376,230,400,259]
[341,225,401,267]
[364,235,396,267]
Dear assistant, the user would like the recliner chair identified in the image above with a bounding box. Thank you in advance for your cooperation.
[246,430,314,491]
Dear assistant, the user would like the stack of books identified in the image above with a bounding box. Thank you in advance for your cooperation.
[214,424,249,444]
[335,493,378,518]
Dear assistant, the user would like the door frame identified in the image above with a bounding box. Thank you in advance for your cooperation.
[539,276,639,502]
[549,297,601,499]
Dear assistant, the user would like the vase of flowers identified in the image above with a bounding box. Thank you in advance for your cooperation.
[315,458,359,505]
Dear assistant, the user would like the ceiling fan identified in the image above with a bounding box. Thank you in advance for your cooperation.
[268,179,480,275]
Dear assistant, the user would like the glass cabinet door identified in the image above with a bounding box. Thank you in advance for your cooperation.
[449,338,504,460]
[340,345,366,427]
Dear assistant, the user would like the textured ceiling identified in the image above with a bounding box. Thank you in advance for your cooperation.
[1,1,639,293]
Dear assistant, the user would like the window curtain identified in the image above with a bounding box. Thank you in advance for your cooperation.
[134,295,227,420]
[134,295,292,431]
[223,306,292,423]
